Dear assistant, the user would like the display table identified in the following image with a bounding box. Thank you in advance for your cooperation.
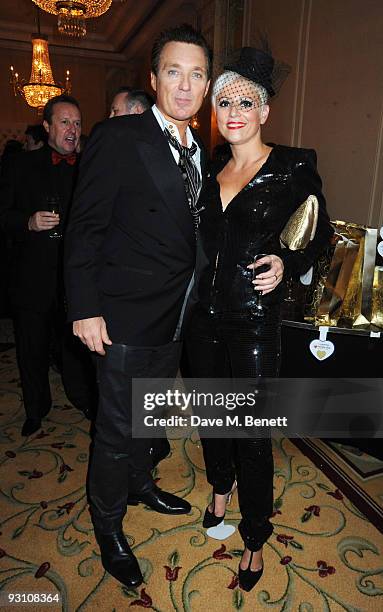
[280,320,383,459]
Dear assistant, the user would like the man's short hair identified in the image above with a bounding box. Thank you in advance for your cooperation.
[127,90,154,112]
[116,86,133,95]
[151,23,212,81]
[43,94,81,124]
[25,124,47,144]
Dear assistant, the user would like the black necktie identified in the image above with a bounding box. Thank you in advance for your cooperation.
[165,128,202,231]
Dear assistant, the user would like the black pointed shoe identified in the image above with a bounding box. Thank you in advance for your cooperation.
[95,531,143,588]
[127,485,191,514]
[238,551,264,592]
[202,482,237,528]
[203,505,225,528]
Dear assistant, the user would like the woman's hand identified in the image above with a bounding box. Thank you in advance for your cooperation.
[247,254,284,295]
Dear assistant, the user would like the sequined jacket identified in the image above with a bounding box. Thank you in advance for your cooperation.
[197,144,333,313]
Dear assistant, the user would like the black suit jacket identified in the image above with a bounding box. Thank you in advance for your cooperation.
[0,146,78,312]
[64,110,206,345]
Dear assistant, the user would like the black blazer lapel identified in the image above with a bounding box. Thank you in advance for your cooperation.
[136,111,195,250]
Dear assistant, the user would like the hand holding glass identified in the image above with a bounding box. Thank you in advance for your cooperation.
[46,196,62,239]
[251,254,271,318]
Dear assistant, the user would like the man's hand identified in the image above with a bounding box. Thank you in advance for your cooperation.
[73,316,112,355]
[28,211,60,232]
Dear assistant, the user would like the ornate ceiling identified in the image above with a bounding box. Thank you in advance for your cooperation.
[0,0,180,60]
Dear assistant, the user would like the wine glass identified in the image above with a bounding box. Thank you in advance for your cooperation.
[250,253,271,318]
[46,196,62,239]
[284,277,295,303]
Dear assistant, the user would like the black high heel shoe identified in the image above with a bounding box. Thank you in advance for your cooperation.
[238,550,264,592]
[202,482,236,528]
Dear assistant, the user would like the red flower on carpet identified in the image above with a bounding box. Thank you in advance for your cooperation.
[59,464,73,474]
[227,574,239,589]
[164,565,181,581]
[28,470,43,480]
[57,502,75,515]
[213,544,233,560]
[276,534,294,547]
[317,560,336,577]
[327,489,343,500]
[271,509,282,517]
[34,430,49,439]
[280,556,292,565]
[153,477,161,484]
[0,548,6,558]
[35,562,50,578]
[5,451,16,458]
[305,505,321,516]
[40,501,48,509]
[130,588,153,608]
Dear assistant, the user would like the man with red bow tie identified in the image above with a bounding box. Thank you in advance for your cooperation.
[0,95,96,436]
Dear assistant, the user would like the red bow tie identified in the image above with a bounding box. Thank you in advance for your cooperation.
[52,150,77,165]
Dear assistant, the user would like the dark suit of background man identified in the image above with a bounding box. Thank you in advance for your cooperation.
[64,24,212,588]
[0,95,97,436]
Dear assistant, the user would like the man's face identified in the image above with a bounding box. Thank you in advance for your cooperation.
[43,102,81,155]
[151,41,210,125]
[109,92,129,117]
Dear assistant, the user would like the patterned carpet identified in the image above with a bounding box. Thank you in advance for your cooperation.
[293,438,383,536]
[1,341,383,611]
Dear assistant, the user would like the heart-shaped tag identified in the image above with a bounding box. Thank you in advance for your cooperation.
[206,521,236,541]
[309,339,335,361]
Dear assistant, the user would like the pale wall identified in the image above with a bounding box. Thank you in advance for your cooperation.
[243,0,383,226]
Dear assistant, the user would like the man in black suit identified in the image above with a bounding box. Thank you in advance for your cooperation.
[65,24,211,587]
[0,95,96,436]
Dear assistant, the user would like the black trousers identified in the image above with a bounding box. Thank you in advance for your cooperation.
[186,307,281,551]
[13,307,97,420]
[88,340,181,533]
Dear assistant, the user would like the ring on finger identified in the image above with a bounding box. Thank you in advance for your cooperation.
[274,273,278,282]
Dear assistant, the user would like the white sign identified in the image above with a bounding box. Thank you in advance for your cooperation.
[309,339,335,361]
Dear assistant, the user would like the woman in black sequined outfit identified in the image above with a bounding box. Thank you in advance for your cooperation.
[186,48,333,591]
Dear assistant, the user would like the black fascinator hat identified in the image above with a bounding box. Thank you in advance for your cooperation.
[224,47,276,97]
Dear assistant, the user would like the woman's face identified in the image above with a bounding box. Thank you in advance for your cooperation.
[215,77,269,145]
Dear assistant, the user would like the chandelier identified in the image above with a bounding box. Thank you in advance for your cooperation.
[10,12,71,112]
[31,1,113,38]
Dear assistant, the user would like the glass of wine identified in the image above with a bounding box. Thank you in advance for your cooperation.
[250,253,271,318]
[46,196,62,239]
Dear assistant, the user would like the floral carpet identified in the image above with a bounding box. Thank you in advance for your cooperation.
[293,438,383,536]
[0,344,383,611]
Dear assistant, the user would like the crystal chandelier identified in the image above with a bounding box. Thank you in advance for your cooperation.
[31,1,113,38]
[10,11,71,112]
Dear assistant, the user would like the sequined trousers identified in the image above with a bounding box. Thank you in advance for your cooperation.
[185,306,281,551]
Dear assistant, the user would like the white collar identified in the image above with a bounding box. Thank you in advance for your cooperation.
[152,104,195,148]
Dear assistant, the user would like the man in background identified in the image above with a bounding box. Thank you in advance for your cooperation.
[24,124,47,151]
[109,87,154,117]
[0,95,96,436]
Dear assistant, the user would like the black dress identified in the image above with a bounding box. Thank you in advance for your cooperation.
[186,144,333,551]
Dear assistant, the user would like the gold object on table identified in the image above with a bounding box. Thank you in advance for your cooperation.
[302,220,383,331]
[371,266,383,328]
[316,237,359,326]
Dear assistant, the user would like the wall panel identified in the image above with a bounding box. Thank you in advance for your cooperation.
[243,0,383,225]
